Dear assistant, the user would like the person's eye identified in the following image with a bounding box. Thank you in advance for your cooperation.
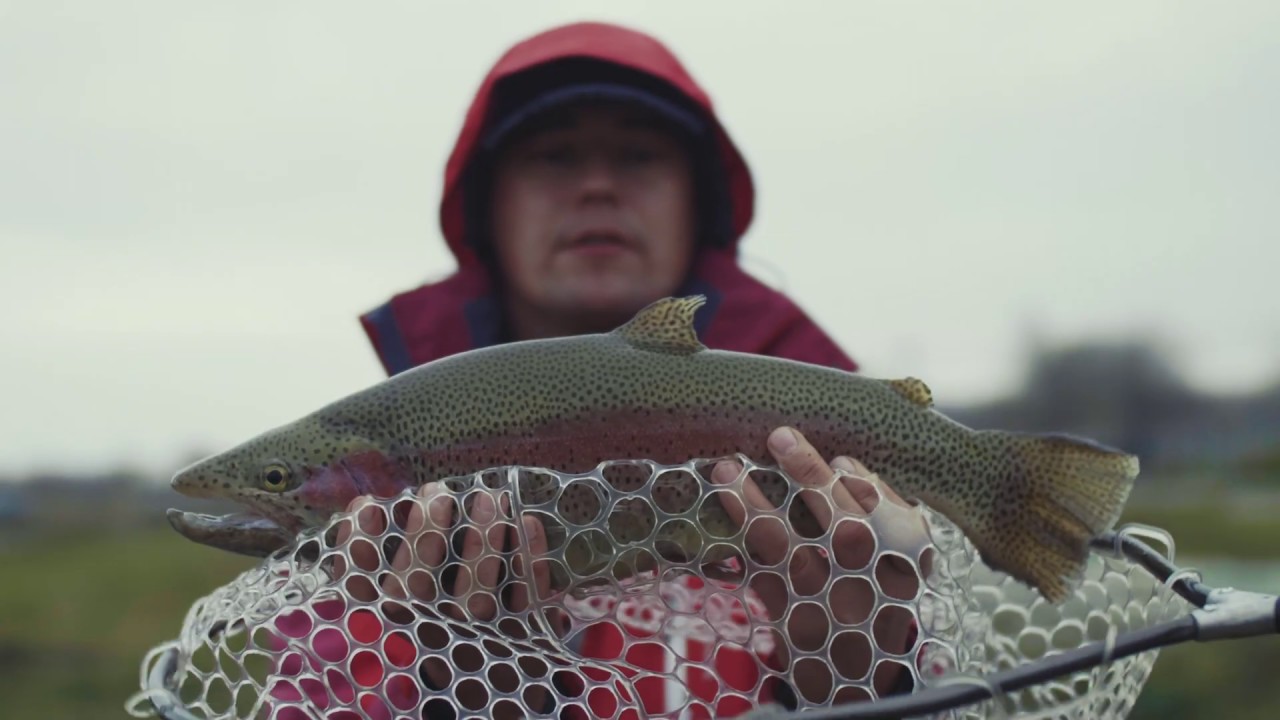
[530,144,577,166]
[618,145,660,165]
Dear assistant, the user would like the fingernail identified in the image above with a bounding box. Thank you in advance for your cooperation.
[428,495,453,527]
[712,461,740,485]
[768,427,798,455]
[832,457,856,473]
[472,493,495,523]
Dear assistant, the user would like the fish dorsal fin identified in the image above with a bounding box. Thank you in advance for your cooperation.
[888,377,933,407]
[614,296,707,355]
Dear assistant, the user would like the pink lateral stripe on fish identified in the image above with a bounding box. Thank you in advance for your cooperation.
[167,296,1139,603]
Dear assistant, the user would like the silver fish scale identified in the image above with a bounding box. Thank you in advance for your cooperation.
[129,459,1189,719]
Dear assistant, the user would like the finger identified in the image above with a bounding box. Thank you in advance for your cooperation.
[834,458,931,578]
[471,492,509,620]
[334,496,364,543]
[342,499,386,602]
[838,456,917,553]
[454,490,499,619]
[710,460,747,526]
[784,537,835,595]
[828,507,876,578]
[389,490,427,573]
[771,427,862,529]
[329,496,365,578]
[381,486,435,602]
[399,481,450,566]
[876,478,911,508]
[831,457,881,514]
[406,483,453,601]
[833,456,915,512]
[767,427,827,488]
[349,500,386,571]
[712,459,790,566]
[714,457,832,617]
[527,516,553,614]
[508,513,552,613]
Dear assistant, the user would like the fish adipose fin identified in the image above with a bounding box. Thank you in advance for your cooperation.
[614,295,708,355]
[888,377,933,407]
[969,432,1139,603]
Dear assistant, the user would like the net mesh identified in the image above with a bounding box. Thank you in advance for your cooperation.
[128,457,1190,719]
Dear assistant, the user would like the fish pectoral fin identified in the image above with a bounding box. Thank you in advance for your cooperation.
[887,377,933,407]
[613,296,708,355]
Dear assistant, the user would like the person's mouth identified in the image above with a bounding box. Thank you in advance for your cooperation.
[561,228,637,255]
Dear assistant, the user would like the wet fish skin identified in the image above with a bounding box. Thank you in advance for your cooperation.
[169,296,1138,602]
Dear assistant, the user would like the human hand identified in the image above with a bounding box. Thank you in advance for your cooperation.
[712,427,932,704]
[335,483,558,719]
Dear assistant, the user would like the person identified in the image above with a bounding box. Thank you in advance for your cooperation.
[333,20,928,718]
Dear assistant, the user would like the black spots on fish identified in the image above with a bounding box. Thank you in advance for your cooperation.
[652,471,699,514]
[654,518,702,562]
[602,462,650,493]
[748,468,790,510]
[288,334,951,553]
[608,498,657,545]
[698,490,742,540]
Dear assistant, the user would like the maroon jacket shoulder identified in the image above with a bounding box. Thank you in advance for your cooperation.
[361,249,856,374]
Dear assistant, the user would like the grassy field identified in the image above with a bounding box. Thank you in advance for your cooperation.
[1116,501,1280,720]
[0,526,256,719]
[2,504,1278,719]
[1120,502,1280,559]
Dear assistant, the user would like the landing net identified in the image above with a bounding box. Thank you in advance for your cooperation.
[128,457,1189,719]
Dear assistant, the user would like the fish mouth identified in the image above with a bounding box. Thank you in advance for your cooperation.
[166,508,293,557]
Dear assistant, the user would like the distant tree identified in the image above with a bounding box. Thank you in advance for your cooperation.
[1019,341,1204,457]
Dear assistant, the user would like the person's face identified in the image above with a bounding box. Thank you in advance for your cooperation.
[490,101,697,324]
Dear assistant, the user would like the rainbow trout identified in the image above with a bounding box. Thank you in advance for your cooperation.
[167,296,1138,602]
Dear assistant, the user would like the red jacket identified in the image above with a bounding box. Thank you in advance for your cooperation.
[358,21,857,375]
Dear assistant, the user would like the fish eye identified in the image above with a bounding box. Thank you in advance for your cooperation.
[261,463,292,492]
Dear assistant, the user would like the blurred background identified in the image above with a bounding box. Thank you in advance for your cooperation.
[0,1,1276,717]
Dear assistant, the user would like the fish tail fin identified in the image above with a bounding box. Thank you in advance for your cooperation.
[963,432,1139,603]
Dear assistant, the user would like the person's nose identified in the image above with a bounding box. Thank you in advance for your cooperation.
[576,154,619,201]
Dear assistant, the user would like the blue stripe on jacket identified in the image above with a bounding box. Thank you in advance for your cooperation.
[364,303,415,376]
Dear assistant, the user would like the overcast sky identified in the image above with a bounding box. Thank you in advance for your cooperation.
[1,1,1277,478]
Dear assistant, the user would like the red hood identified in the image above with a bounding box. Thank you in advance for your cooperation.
[360,23,856,378]
[439,21,755,267]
